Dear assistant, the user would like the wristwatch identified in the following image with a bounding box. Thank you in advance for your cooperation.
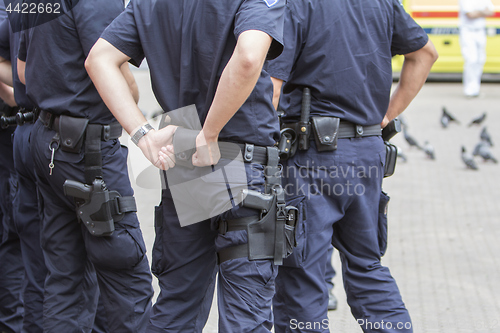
[131,123,154,145]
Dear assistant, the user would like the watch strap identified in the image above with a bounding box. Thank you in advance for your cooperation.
[131,123,154,145]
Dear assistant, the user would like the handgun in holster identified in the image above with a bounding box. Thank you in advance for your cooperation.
[63,178,137,236]
[238,187,299,265]
[381,118,401,178]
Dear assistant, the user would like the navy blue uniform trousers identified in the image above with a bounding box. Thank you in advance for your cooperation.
[148,160,277,333]
[273,137,412,333]
[12,124,47,333]
[30,120,153,333]
[325,245,335,290]
[0,127,24,333]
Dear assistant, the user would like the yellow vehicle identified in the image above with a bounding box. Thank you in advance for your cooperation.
[392,0,500,74]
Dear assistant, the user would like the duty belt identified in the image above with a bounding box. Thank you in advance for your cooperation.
[283,120,381,139]
[39,110,122,141]
[219,142,270,165]
[0,106,38,128]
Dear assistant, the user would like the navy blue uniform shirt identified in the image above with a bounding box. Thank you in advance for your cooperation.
[267,0,429,126]
[0,20,33,109]
[17,0,124,124]
[101,0,285,147]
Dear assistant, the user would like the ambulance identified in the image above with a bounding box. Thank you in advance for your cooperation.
[392,0,500,74]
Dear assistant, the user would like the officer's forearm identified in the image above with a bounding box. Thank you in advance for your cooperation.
[86,38,147,136]
[0,82,16,107]
[202,30,272,141]
[121,63,140,104]
[271,77,283,111]
[17,59,25,85]
[0,57,13,87]
[385,40,438,123]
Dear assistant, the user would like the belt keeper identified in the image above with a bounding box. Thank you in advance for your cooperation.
[243,143,254,162]
[355,125,364,138]
[46,113,55,129]
[218,220,228,235]
[102,125,111,141]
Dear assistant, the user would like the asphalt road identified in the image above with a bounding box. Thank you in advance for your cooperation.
[129,68,500,333]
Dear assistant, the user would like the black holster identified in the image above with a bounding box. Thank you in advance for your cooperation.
[384,141,398,178]
[63,178,137,237]
[217,148,299,265]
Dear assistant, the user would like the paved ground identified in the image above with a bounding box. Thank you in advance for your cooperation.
[130,68,500,332]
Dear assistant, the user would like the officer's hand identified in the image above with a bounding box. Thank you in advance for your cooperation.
[192,130,221,167]
[381,115,390,128]
[137,125,178,170]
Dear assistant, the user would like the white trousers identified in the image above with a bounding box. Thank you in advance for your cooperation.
[460,27,487,96]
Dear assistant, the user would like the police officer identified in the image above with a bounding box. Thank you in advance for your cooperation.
[0,4,24,332]
[86,0,285,331]
[17,1,153,332]
[0,98,24,333]
[267,0,438,332]
[0,16,48,332]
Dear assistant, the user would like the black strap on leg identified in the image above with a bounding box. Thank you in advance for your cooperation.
[217,244,248,264]
[217,216,258,264]
[265,147,286,265]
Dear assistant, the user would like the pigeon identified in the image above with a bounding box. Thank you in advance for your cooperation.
[480,127,493,146]
[441,107,460,128]
[396,146,407,162]
[423,141,435,160]
[473,142,498,163]
[403,129,421,149]
[472,141,482,157]
[440,114,449,128]
[468,112,487,127]
[461,146,478,170]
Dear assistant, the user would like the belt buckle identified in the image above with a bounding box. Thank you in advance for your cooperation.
[355,125,363,138]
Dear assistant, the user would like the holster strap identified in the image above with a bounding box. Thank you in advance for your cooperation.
[217,244,248,264]
[217,215,258,263]
[218,216,257,234]
[113,196,137,215]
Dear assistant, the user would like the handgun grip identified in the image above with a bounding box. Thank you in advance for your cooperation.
[238,189,274,211]
[382,118,401,142]
[63,180,92,201]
